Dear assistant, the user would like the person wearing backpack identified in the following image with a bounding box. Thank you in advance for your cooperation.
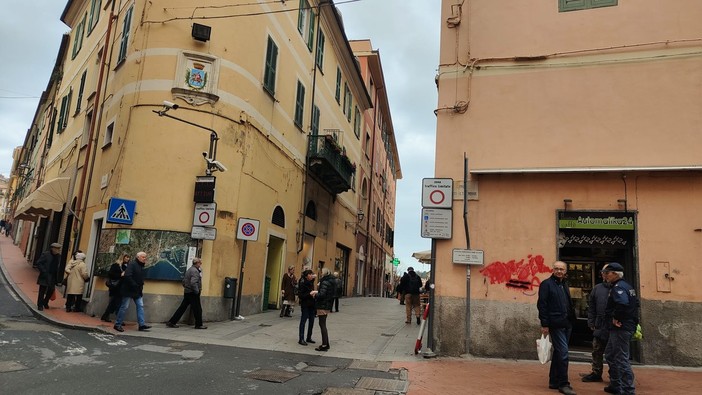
[400,267,422,325]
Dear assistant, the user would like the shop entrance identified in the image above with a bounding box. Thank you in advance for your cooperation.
[556,211,638,358]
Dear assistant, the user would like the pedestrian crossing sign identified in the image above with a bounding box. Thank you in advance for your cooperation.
[107,197,136,225]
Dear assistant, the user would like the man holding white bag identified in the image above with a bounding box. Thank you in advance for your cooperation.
[538,261,577,395]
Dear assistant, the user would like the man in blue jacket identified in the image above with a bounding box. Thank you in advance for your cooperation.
[602,262,638,395]
[537,261,576,395]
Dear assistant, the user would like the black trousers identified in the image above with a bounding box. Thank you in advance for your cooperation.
[318,314,329,346]
[102,294,122,318]
[168,292,203,327]
[333,297,340,312]
[65,294,82,311]
[37,285,55,307]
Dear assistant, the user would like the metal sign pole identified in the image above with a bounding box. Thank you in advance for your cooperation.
[234,240,247,319]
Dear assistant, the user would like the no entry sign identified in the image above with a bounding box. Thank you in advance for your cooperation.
[422,178,453,208]
[193,202,216,226]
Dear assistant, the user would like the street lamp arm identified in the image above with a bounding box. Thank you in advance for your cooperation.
[152,110,219,161]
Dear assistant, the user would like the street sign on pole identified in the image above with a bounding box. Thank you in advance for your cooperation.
[191,226,216,240]
[237,218,260,241]
[452,249,484,265]
[193,202,216,227]
[422,178,453,208]
[421,208,452,239]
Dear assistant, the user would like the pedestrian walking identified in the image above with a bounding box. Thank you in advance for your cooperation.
[166,257,207,329]
[64,252,89,312]
[537,261,577,395]
[581,264,612,383]
[313,267,336,351]
[114,251,151,332]
[297,269,317,345]
[101,253,130,322]
[0,219,5,235]
[602,262,639,395]
[35,242,62,311]
[4,221,12,237]
[400,267,422,324]
[280,265,297,317]
[332,271,342,312]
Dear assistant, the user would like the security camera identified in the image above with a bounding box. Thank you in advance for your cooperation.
[210,160,228,172]
[163,100,179,110]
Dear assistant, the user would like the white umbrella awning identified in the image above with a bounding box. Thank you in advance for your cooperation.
[14,177,71,220]
[412,250,431,264]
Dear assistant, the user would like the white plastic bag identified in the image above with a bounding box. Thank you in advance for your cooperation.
[536,334,553,364]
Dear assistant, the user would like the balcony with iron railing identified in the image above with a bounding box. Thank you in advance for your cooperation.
[307,133,356,194]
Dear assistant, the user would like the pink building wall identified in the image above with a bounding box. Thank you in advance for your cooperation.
[433,0,702,366]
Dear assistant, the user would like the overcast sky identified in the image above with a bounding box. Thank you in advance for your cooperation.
[0,0,440,273]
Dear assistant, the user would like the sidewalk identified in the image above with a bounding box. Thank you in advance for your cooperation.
[2,235,701,394]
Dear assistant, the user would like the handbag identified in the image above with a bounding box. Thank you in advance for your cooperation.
[105,278,120,288]
[50,289,57,301]
[536,334,553,364]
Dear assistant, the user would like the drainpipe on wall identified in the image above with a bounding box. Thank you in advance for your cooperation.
[73,2,118,252]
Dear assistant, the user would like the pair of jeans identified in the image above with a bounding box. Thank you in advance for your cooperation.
[605,329,635,394]
[115,296,146,327]
[548,327,572,388]
[168,292,203,327]
[298,306,315,341]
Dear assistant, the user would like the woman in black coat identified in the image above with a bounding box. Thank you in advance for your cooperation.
[101,253,129,322]
[314,268,336,351]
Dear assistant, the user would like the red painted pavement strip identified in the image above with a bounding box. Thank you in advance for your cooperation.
[0,236,116,332]
[394,357,702,394]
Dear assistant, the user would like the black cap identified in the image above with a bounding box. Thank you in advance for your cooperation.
[601,262,624,272]
[407,267,414,272]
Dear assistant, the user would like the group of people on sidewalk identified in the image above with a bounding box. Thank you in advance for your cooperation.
[281,266,340,352]
[538,261,639,395]
[34,242,208,333]
[396,266,430,325]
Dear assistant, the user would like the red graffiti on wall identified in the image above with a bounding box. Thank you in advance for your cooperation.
[479,254,551,291]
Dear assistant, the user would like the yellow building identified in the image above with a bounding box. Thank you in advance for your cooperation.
[12,0,377,322]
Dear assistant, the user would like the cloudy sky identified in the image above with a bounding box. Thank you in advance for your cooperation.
[0,0,440,273]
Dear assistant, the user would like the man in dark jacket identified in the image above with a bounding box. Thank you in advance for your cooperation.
[582,264,612,383]
[400,267,423,325]
[297,269,316,345]
[332,271,342,312]
[537,261,576,395]
[114,252,151,332]
[602,262,638,395]
[166,257,207,329]
[36,242,62,310]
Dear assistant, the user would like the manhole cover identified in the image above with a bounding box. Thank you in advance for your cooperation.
[246,369,299,383]
[347,360,391,372]
[304,365,337,373]
[355,377,408,392]
[0,361,29,373]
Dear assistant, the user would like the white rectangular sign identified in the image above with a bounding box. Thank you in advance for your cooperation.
[191,226,217,240]
[422,178,453,208]
[452,249,484,265]
[421,208,452,239]
[193,202,217,226]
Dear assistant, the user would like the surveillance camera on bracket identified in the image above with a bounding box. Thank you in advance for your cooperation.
[163,100,179,110]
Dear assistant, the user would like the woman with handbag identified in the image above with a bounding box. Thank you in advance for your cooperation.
[64,252,89,312]
[101,253,130,322]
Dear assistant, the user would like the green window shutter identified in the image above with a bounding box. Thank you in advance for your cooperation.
[76,71,87,114]
[353,106,360,138]
[316,30,325,69]
[118,6,133,62]
[297,0,305,34]
[559,0,617,12]
[264,36,278,95]
[335,67,341,103]
[311,105,320,136]
[294,81,305,128]
[58,96,67,131]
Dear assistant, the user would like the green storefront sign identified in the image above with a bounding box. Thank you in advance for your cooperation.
[559,215,634,230]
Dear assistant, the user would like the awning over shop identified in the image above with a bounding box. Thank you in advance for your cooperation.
[14,177,71,221]
[412,250,431,264]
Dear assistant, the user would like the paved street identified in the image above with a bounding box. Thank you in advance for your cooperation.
[2,235,702,394]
